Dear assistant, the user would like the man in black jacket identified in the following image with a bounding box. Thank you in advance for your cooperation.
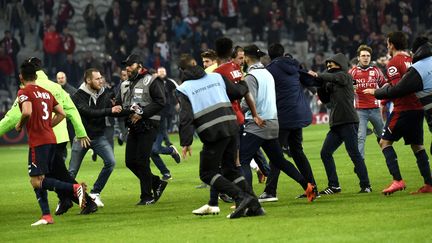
[118,54,168,205]
[69,68,122,207]
[177,54,263,219]
[310,53,372,194]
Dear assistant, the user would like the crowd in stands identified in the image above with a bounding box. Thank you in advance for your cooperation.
[0,0,431,113]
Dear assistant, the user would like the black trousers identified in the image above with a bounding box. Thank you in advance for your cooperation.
[45,142,82,203]
[126,127,160,201]
[200,136,250,200]
[320,123,370,188]
[264,128,316,195]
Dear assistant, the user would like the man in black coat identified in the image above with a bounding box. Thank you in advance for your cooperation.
[310,53,372,195]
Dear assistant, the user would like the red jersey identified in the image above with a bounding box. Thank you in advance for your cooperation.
[349,65,386,109]
[17,85,58,148]
[214,61,245,125]
[386,53,423,112]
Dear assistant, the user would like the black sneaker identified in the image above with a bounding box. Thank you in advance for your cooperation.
[228,194,255,219]
[219,193,234,203]
[245,206,266,217]
[258,192,278,203]
[319,186,341,195]
[162,173,172,181]
[117,137,124,146]
[154,180,168,202]
[136,199,155,205]
[55,199,73,215]
[80,199,98,214]
[359,186,372,193]
[170,145,181,163]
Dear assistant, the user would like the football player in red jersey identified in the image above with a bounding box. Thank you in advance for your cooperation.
[365,31,432,195]
[349,44,387,159]
[16,62,86,226]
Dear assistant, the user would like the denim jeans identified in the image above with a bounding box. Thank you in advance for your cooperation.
[357,108,384,159]
[69,135,116,194]
[320,123,370,188]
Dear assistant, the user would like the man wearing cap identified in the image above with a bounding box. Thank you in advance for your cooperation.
[118,54,168,205]
[239,44,316,202]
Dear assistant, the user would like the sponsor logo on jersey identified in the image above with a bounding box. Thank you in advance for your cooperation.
[19,94,28,103]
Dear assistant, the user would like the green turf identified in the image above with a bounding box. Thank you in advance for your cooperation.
[1,124,432,242]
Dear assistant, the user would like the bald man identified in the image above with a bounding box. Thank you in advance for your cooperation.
[56,71,77,96]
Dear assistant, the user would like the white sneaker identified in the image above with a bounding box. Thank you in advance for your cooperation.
[192,204,220,215]
[31,215,54,226]
[89,193,104,207]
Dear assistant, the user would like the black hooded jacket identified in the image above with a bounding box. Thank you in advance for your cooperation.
[176,65,249,146]
[316,53,358,127]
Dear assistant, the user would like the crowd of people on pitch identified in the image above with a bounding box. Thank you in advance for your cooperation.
[2,28,432,225]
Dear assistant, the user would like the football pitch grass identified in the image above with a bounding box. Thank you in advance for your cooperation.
[1,124,431,242]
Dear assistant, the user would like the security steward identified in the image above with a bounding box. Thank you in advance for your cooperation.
[118,54,168,205]
[176,54,264,218]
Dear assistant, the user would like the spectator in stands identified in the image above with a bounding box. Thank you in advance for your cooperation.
[267,20,280,47]
[381,14,398,35]
[82,51,103,71]
[131,39,150,64]
[83,3,104,39]
[61,27,75,56]
[267,1,283,29]
[0,47,14,93]
[247,5,265,42]
[37,14,52,52]
[104,0,125,36]
[0,30,20,80]
[60,54,82,88]
[293,15,309,63]
[219,0,239,28]
[56,0,74,32]
[43,24,62,78]
[146,46,167,71]
[317,20,332,52]
[5,0,27,47]
[43,0,54,17]
[172,15,192,44]
[105,31,118,57]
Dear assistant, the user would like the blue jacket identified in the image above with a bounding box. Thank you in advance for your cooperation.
[266,56,314,129]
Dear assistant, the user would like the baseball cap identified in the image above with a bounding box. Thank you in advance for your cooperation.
[121,54,143,66]
[243,44,266,58]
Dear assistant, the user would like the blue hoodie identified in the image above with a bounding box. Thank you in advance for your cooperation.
[266,56,314,129]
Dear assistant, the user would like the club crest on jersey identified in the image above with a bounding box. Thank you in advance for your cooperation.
[19,94,28,103]
[388,66,398,77]
[369,70,375,76]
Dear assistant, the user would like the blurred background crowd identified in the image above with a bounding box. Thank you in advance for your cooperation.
[0,0,431,116]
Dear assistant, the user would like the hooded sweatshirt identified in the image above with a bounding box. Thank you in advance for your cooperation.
[317,53,359,127]
[72,83,115,138]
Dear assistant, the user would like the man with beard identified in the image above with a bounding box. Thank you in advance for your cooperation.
[118,54,168,205]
